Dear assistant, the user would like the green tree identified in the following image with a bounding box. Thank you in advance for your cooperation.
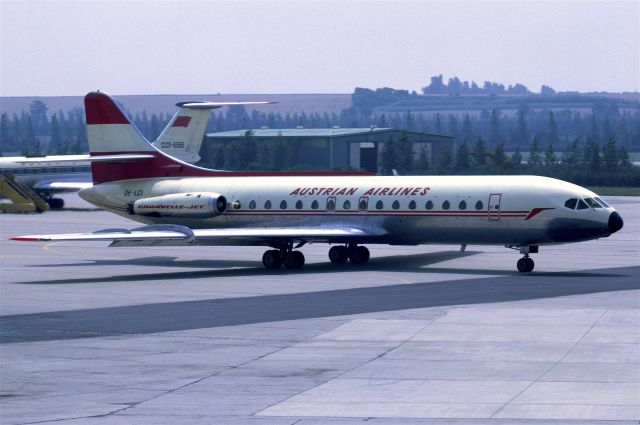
[472,137,487,168]
[601,138,617,170]
[454,141,470,172]
[544,144,556,167]
[49,113,63,154]
[561,138,581,168]
[528,136,542,168]
[510,146,523,169]
[493,142,507,169]
[583,138,601,171]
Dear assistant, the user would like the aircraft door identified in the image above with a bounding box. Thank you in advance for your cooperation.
[488,193,501,221]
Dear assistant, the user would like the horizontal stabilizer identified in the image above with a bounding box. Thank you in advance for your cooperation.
[176,101,276,109]
[8,154,154,165]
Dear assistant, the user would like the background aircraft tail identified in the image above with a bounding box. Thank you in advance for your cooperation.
[151,102,218,164]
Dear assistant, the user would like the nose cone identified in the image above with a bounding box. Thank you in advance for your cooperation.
[608,211,624,234]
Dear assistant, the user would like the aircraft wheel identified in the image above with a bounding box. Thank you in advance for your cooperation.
[283,251,305,269]
[517,257,534,273]
[329,246,348,264]
[349,246,370,264]
[47,198,64,209]
[262,250,282,269]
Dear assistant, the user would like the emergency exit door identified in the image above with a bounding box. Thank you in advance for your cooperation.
[488,193,501,221]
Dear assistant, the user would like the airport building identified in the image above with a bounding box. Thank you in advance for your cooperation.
[204,128,454,172]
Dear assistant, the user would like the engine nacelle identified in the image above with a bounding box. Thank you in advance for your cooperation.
[130,192,227,218]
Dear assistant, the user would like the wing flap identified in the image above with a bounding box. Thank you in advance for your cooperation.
[11,225,384,246]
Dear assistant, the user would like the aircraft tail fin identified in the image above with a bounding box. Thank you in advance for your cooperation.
[85,91,195,185]
[151,102,214,164]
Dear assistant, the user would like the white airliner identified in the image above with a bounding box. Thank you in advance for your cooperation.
[0,99,267,208]
[11,92,624,273]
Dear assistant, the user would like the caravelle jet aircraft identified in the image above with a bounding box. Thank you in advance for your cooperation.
[1,99,265,208]
[11,92,624,272]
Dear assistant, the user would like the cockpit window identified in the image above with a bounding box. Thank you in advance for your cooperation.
[564,198,578,209]
[595,197,609,208]
[576,199,589,210]
[584,198,603,209]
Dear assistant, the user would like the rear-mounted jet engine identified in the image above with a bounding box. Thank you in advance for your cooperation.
[128,192,227,218]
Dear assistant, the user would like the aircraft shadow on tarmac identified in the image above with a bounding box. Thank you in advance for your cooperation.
[1,264,638,343]
[22,250,626,285]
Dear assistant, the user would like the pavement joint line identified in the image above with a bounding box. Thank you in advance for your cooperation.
[489,307,610,419]
[254,316,438,417]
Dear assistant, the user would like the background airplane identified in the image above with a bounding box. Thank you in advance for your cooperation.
[0,99,272,209]
[11,92,624,273]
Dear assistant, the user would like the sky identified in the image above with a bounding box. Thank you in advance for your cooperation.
[1,0,638,96]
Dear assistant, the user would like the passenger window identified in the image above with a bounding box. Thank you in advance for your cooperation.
[295,200,303,209]
[577,199,588,210]
[475,200,483,210]
[311,200,319,209]
[425,200,433,210]
[392,200,400,210]
[459,200,467,210]
[375,200,384,210]
[264,200,272,209]
[564,198,578,210]
[249,200,256,209]
[280,200,287,209]
[358,197,368,211]
[442,200,450,210]
[343,200,351,209]
[584,198,602,208]
[326,197,336,211]
[408,200,416,210]
[233,201,241,209]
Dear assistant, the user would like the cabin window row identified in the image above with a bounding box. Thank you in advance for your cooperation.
[237,198,487,211]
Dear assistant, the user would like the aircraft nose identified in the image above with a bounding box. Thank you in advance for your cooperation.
[608,211,624,234]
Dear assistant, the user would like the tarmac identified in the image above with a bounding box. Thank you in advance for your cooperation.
[0,193,638,424]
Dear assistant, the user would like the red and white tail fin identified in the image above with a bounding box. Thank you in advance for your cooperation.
[86,91,198,185]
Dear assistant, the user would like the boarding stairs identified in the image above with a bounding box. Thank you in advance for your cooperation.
[0,173,49,213]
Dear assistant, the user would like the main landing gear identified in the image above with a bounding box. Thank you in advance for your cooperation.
[328,244,370,265]
[261,243,370,270]
[509,245,537,273]
[45,197,64,209]
[262,249,305,269]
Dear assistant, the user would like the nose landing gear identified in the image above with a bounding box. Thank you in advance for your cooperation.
[508,245,537,273]
[516,256,535,273]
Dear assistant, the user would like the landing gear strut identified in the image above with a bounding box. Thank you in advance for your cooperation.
[329,244,370,265]
[262,244,305,270]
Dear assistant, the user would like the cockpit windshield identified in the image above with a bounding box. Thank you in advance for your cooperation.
[595,197,609,207]
[564,198,578,209]
[584,198,603,208]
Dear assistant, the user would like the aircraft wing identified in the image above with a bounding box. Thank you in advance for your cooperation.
[10,224,385,247]
[32,180,93,191]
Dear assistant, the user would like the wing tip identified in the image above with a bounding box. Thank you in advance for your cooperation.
[10,236,41,241]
